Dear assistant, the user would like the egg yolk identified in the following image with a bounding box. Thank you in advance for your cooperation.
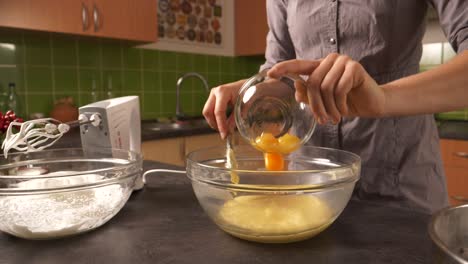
[252,132,301,171]
[264,152,284,171]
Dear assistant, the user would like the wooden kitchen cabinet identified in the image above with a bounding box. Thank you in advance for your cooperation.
[90,0,157,42]
[143,133,229,166]
[184,134,225,155]
[440,139,468,205]
[142,137,185,166]
[0,0,157,42]
[142,132,251,166]
[234,0,268,56]
[0,0,84,34]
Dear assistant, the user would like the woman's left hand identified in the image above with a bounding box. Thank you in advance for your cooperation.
[267,53,385,124]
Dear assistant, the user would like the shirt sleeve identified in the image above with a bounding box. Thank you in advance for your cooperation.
[260,0,296,72]
[427,0,468,52]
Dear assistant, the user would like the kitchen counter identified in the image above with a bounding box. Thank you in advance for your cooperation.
[437,120,468,141]
[54,119,468,145]
[141,122,215,141]
[0,160,435,264]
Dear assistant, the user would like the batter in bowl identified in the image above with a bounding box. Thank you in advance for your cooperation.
[217,195,334,243]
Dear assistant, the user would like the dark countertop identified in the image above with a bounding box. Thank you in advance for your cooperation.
[0,160,435,264]
[437,120,468,141]
[55,119,468,145]
[141,124,216,141]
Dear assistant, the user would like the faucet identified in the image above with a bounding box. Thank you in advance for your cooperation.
[176,72,210,120]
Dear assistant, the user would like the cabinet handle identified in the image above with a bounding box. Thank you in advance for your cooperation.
[93,4,101,32]
[81,3,90,31]
[454,152,468,159]
[451,195,468,203]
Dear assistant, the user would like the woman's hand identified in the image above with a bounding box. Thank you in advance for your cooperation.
[202,79,246,139]
[268,53,385,124]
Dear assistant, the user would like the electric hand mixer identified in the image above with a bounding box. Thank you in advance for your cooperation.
[2,96,144,190]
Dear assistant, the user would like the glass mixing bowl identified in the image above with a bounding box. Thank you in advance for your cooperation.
[0,147,142,240]
[186,145,360,243]
[235,70,316,146]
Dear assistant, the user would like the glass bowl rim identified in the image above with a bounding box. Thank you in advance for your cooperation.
[186,145,361,192]
[0,147,142,193]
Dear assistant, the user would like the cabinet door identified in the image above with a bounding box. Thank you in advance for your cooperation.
[445,166,468,205]
[91,0,157,42]
[234,0,268,55]
[142,138,185,166]
[0,0,87,35]
[185,134,225,156]
[440,139,468,168]
[440,139,468,205]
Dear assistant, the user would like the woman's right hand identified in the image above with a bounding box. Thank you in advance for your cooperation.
[202,79,246,139]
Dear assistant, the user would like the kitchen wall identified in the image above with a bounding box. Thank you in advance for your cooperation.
[0,28,465,121]
[0,28,265,120]
[420,42,468,121]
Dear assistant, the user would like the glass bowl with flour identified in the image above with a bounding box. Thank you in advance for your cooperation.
[0,147,142,239]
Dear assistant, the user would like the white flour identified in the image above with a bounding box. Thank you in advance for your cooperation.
[0,172,129,239]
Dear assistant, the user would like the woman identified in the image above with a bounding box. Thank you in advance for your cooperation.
[203,0,468,213]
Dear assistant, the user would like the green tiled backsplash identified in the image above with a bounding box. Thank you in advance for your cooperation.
[0,29,265,120]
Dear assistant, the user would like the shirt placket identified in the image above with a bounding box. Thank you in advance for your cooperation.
[326,0,340,148]
[327,0,339,53]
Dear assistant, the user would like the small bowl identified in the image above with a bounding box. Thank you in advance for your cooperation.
[235,70,316,146]
[0,148,142,240]
[186,145,360,243]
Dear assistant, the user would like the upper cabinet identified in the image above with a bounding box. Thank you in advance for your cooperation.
[0,0,158,42]
[234,0,268,55]
[141,0,268,56]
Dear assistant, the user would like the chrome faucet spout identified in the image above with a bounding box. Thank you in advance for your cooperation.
[176,72,210,119]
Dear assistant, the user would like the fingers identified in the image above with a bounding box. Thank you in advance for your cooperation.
[335,61,358,116]
[202,80,245,139]
[267,59,320,78]
[273,54,368,125]
[320,55,350,123]
[306,53,339,124]
[294,80,308,103]
[202,89,218,130]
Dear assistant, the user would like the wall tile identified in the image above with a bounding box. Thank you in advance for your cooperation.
[102,70,123,98]
[123,47,141,69]
[159,51,176,71]
[26,94,53,116]
[78,39,100,68]
[160,92,177,116]
[123,70,141,92]
[26,66,53,93]
[24,32,51,65]
[143,92,160,114]
[142,49,159,70]
[52,35,77,66]
[143,71,160,92]
[160,72,177,92]
[101,40,122,69]
[54,67,78,92]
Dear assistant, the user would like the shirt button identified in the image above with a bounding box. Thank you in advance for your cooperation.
[329,38,336,45]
